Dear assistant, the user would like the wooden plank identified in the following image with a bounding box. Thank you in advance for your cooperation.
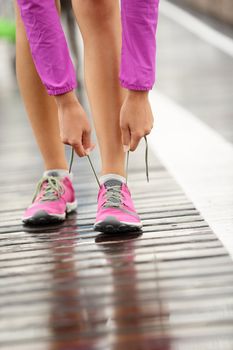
[1,13,233,348]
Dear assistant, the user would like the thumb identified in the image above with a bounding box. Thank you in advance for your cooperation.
[121,125,131,152]
[82,130,95,155]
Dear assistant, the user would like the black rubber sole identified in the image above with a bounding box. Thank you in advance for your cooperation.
[94,216,142,233]
[22,210,65,226]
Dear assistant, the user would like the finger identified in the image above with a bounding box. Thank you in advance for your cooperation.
[82,131,95,155]
[121,125,131,152]
[144,128,152,136]
[73,141,87,157]
[130,131,142,151]
[82,130,91,151]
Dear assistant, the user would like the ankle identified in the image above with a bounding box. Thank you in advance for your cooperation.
[101,169,126,178]
[99,173,126,185]
[43,168,72,180]
[44,163,68,171]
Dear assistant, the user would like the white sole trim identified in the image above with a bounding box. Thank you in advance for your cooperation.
[66,200,78,213]
[94,220,143,227]
[22,200,77,221]
[22,212,66,221]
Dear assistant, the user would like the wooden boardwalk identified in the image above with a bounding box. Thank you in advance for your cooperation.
[1,3,233,349]
[1,130,233,349]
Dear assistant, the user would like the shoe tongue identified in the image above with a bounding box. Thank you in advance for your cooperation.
[104,179,122,188]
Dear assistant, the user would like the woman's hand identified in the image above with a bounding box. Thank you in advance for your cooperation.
[55,91,95,157]
[120,91,154,152]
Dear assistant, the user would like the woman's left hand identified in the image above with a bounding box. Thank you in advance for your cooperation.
[120,91,154,152]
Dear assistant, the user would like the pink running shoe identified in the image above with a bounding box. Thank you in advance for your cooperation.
[94,179,142,233]
[22,171,77,225]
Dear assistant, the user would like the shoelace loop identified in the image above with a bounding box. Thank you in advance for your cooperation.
[32,176,64,203]
[103,184,122,208]
[69,135,149,186]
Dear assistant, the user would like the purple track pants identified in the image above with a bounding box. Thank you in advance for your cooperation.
[17,0,159,95]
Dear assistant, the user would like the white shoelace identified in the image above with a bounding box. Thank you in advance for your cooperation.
[68,135,149,187]
[103,184,122,208]
[32,176,64,203]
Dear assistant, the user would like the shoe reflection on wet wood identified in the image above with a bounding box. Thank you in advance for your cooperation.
[45,220,171,350]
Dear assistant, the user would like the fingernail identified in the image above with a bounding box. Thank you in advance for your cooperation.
[123,145,130,152]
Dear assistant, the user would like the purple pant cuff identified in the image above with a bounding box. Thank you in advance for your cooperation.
[120,79,152,91]
[46,83,77,96]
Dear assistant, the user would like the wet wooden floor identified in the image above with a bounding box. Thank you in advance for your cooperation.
[1,6,233,349]
[1,130,233,350]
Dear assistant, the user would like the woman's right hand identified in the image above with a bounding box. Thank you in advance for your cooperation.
[55,91,95,157]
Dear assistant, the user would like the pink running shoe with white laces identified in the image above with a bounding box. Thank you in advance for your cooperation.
[22,171,77,225]
[94,179,142,233]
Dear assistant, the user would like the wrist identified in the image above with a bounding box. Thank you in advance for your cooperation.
[55,91,79,109]
[127,90,149,100]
